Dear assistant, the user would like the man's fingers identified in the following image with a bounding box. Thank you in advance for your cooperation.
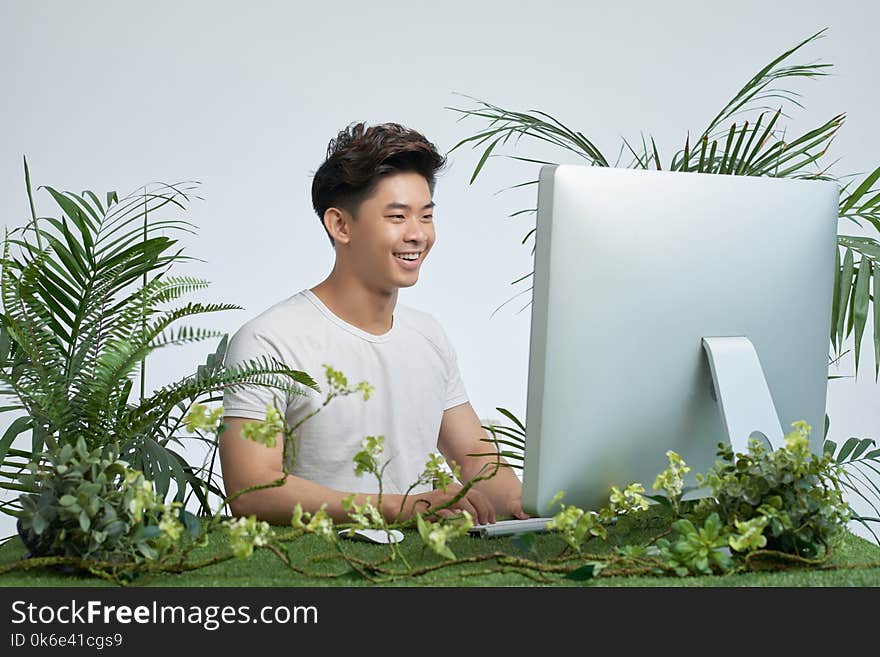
[461,491,494,525]
[451,496,480,523]
[472,490,495,524]
[510,498,531,519]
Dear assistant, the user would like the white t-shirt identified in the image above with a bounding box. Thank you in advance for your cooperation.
[222,289,469,495]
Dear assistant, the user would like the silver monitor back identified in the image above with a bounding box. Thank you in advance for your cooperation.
[521,165,839,516]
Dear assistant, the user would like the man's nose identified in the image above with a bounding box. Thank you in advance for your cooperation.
[405,219,429,242]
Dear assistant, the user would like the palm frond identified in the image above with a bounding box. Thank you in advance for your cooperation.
[117,356,321,442]
[445,92,608,184]
[0,169,269,511]
[700,28,832,141]
[445,30,880,387]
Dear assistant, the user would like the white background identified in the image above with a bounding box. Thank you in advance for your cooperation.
[1,0,878,540]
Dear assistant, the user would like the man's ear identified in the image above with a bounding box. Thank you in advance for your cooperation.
[323,207,352,245]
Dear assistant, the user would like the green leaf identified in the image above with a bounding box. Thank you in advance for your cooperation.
[478,434,525,452]
[138,542,158,560]
[830,246,841,349]
[510,532,536,554]
[836,248,854,347]
[699,29,829,143]
[0,416,32,467]
[875,265,880,382]
[416,513,430,543]
[495,406,526,433]
[645,493,672,507]
[838,236,880,261]
[480,424,526,444]
[650,136,662,170]
[180,509,201,537]
[469,136,502,185]
[840,164,880,214]
[850,438,876,461]
[565,564,597,581]
[852,260,871,375]
[697,135,708,172]
[104,520,126,537]
[32,511,48,535]
[836,437,860,463]
[718,123,737,174]
[140,525,161,540]
[823,438,837,456]
[0,322,11,365]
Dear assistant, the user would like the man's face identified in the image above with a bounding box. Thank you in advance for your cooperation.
[343,171,436,292]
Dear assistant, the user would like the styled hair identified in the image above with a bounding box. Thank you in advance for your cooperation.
[311,121,447,247]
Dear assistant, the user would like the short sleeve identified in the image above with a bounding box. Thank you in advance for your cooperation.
[438,323,469,411]
[222,326,289,421]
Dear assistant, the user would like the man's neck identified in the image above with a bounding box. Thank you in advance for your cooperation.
[310,273,397,336]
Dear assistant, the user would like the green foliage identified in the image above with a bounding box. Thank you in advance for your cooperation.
[340,494,384,531]
[322,363,374,401]
[607,483,651,517]
[0,363,863,585]
[547,503,607,550]
[537,414,855,577]
[472,406,526,470]
[422,452,460,491]
[729,516,770,552]
[16,437,196,562]
[224,515,271,558]
[694,421,851,559]
[240,404,285,448]
[824,434,880,542]
[290,503,336,543]
[652,450,691,516]
[353,435,385,477]
[656,513,735,577]
[416,511,473,560]
[8,362,359,574]
[0,164,320,516]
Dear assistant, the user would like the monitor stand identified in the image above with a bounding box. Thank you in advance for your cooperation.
[701,336,785,454]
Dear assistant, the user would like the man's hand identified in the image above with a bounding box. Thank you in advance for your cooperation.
[391,483,495,525]
[501,494,531,520]
[437,403,530,522]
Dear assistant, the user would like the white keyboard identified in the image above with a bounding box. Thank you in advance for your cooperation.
[468,517,555,538]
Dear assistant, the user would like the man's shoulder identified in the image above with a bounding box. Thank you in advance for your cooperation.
[229,290,315,344]
[395,302,449,352]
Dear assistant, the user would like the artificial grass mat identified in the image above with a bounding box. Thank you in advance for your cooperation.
[1,507,879,587]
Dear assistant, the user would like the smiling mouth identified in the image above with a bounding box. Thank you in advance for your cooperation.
[393,251,423,263]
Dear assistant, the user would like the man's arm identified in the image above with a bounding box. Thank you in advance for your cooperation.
[220,416,495,525]
[437,402,530,520]
[220,417,375,524]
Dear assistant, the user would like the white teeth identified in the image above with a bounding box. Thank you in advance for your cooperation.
[394,253,420,261]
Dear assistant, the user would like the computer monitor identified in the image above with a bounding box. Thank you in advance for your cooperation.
[520,165,839,516]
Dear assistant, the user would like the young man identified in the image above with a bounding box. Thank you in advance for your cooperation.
[220,121,527,526]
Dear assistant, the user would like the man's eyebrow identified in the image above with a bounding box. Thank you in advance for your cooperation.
[383,201,436,210]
